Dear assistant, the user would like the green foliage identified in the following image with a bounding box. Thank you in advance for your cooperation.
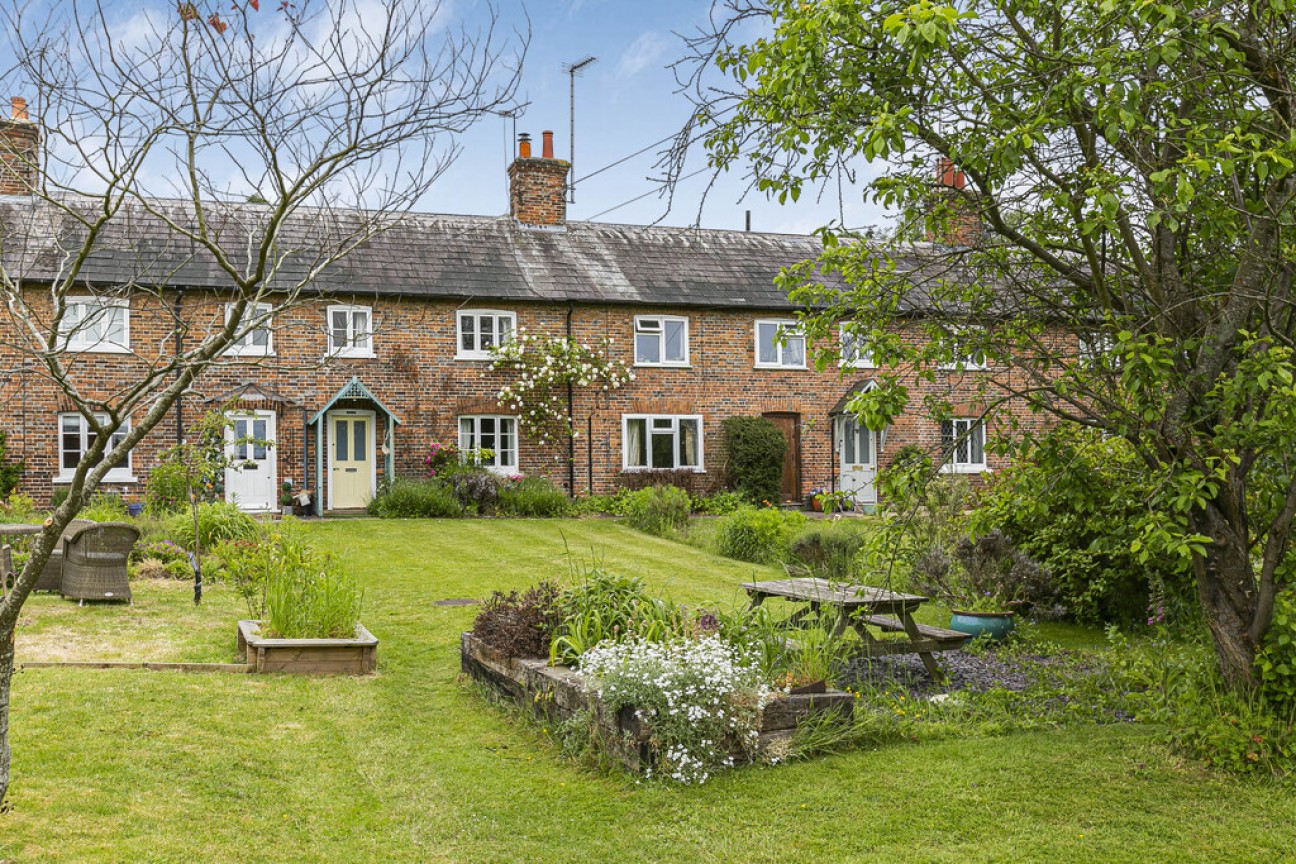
[471,582,563,658]
[692,490,746,516]
[145,460,196,515]
[549,569,684,666]
[368,477,463,518]
[80,492,130,522]
[223,529,362,639]
[721,416,787,505]
[622,485,692,537]
[166,501,261,550]
[1258,588,1296,711]
[970,428,1186,625]
[714,505,806,564]
[788,522,868,582]
[0,430,25,500]
[148,409,234,514]
[0,493,38,523]
[498,476,570,517]
[571,488,635,516]
[449,469,503,514]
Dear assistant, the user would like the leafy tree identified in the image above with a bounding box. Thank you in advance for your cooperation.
[0,432,23,500]
[0,0,522,804]
[681,0,1296,689]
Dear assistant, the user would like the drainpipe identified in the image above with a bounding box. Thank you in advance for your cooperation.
[566,300,576,497]
[830,417,837,493]
[302,403,310,516]
[174,288,185,443]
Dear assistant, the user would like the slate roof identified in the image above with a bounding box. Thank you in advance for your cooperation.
[0,196,836,310]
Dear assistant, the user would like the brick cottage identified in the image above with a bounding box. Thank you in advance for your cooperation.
[0,106,1036,514]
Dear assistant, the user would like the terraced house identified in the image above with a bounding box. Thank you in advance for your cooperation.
[0,112,1017,514]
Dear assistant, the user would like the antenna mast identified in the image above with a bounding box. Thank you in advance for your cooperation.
[562,55,597,204]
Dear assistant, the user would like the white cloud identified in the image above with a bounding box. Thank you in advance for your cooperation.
[615,31,669,78]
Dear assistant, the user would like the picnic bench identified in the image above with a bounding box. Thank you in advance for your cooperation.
[741,577,970,680]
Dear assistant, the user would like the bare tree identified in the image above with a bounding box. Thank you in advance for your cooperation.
[0,0,524,804]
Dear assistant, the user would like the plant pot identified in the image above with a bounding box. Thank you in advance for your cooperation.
[280,504,295,517]
[810,497,823,512]
[949,610,1016,642]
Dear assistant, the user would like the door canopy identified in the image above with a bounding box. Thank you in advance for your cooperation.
[308,377,403,428]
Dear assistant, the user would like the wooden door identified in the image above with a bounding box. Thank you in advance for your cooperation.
[330,413,373,509]
[762,412,801,503]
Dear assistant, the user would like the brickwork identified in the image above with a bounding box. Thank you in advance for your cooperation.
[0,289,1055,509]
[507,157,569,227]
[0,104,39,196]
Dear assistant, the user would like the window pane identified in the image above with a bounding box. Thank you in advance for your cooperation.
[459,417,474,451]
[969,423,984,464]
[354,420,365,460]
[500,419,516,467]
[331,311,348,349]
[664,320,685,362]
[480,315,495,350]
[679,418,698,467]
[253,420,267,460]
[499,315,514,344]
[352,310,370,348]
[62,415,82,469]
[335,420,349,461]
[758,324,777,364]
[480,416,496,451]
[651,431,674,469]
[784,335,805,367]
[844,420,856,464]
[636,333,660,364]
[858,425,871,464]
[626,418,647,467]
[460,315,475,351]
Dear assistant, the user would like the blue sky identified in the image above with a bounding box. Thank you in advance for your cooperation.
[431,0,883,234]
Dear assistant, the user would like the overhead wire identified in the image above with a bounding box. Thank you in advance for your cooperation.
[581,166,711,222]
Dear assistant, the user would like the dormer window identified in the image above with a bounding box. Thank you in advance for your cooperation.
[634,316,689,366]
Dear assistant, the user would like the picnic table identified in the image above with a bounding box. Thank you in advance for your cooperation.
[741,577,970,680]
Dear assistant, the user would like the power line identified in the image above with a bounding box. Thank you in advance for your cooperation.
[573,104,738,186]
[580,166,711,222]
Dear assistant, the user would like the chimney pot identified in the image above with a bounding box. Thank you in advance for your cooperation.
[518,132,531,159]
[542,130,554,160]
[11,97,26,122]
[937,156,965,190]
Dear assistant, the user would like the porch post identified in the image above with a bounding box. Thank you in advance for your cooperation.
[385,414,395,484]
[315,418,324,516]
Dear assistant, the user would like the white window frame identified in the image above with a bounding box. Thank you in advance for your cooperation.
[633,315,690,367]
[839,324,874,369]
[56,412,135,483]
[61,296,129,354]
[940,417,988,474]
[326,304,374,359]
[938,327,988,371]
[1078,332,1116,364]
[456,309,516,360]
[621,414,705,472]
[754,319,807,369]
[457,415,519,473]
[225,302,274,357]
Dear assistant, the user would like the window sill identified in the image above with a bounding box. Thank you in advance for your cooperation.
[633,362,692,369]
[455,353,497,362]
[754,363,807,371]
[620,467,706,474]
[325,350,376,360]
[53,474,138,485]
[66,344,131,355]
[937,366,989,372]
[228,349,276,358]
[938,464,991,475]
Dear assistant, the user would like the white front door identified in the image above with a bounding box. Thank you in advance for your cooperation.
[328,411,374,510]
[838,417,877,506]
[225,410,277,512]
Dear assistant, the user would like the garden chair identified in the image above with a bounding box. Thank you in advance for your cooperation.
[33,519,95,592]
[59,521,139,605]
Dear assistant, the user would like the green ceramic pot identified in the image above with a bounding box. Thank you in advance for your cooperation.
[949,610,1016,642]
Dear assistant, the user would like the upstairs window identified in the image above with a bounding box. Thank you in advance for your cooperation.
[457,310,515,360]
[939,328,987,370]
[62,297,129,353]
[755,320,806,369]
[327,304,373,358]
[634,316,689,366]
[941,418,986,473]
[58,412,133,482]
[622,415,703,471]
[226,303,274,356]
[840,325,874,368]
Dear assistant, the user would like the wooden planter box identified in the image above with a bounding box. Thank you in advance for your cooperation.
[238,619,378,675]
[460,632,852,772]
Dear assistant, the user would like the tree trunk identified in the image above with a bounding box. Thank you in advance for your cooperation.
[1191,505,1260,690]
[0,623,14,805]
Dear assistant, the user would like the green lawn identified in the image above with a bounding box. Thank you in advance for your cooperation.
[3,519,1293,863]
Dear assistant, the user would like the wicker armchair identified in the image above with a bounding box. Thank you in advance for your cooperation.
[34,519,95,592]
[59,521,139,604]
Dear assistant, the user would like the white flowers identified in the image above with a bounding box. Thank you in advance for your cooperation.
[579,636,769,785]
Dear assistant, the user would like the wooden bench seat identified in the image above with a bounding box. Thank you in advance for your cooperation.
[862,615,971,648]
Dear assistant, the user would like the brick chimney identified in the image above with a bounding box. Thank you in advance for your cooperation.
[508,129,569,228]
[0,97,38,196]
[927,157,982,247]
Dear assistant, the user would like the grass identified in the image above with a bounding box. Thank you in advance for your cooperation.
[2,519,1294,862]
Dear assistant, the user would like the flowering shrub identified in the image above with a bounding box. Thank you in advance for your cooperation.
[579,635,770,784]
[491,329,633,444]
[424,441,460,478]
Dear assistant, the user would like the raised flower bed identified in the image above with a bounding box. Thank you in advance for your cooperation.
[460,631,852,773]
[239,619,378,675]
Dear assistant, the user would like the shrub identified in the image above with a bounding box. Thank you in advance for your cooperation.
[81,492,130,522]
[0,493,38,523]
[572,488,635,516]
[450,469,503,514]
[225,530,362,639]
[622,485,692,537]
[131,539,191,566]
[1258,588,1296,711]
[788,523,869,582]
[423,441,460,478]
[499,476,570,517]
[471,581,562,657]
[693,490,746,516]
[616,468,712,497]
[722,416,787,505]
[167,501,260,549]
[579,635,769,784]
[714,506,806,564]
[144,460,193,514]
[367,477,462,518]
[0,430,24,500]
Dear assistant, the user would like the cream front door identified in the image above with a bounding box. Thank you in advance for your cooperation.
[330,413,373,509]
[225,410,276,512]
[838,417,877,507]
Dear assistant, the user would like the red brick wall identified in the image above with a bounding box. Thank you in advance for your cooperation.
[0,290,1057,508]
